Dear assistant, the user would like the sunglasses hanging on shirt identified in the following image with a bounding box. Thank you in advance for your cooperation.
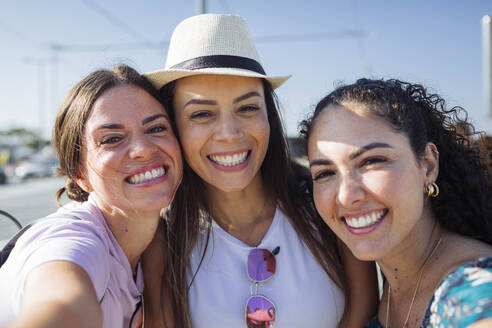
[245,246,280,328]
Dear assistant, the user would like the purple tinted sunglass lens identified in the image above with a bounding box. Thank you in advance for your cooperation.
[245,295,276,328]
[247,248,276,282]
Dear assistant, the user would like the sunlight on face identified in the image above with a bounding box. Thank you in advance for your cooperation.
[173,74,270,193]
[78,85,182,218]
[308,104,430,261]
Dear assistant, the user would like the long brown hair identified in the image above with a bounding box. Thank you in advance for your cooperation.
[53,64,166,204]
[158,79,347,328]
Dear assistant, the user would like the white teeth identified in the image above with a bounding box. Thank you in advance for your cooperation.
[345,210,385,228]
[209,151,248,167]
[128,167,165,184]
[371,212,378,221]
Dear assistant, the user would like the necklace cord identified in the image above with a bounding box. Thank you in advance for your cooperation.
[385,236,442,328]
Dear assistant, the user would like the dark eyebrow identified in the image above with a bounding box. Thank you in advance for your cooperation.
[233,91,261,104]
[142,113,167,125]
[309,158,333,168]
[94,114,167,131]
[183,98,217,108]
[309,142,392,167]
[349,142,392,160]
[95,123,124,131]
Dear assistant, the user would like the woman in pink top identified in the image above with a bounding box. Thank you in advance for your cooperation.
[0,65,182,328]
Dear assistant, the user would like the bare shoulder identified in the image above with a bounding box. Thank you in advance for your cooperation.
[442,232,492,270]
[469,318,492,328]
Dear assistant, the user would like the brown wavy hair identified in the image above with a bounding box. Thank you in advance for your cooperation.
[53,64,166,204]
[300,78,492,245]
[156,79,347,328]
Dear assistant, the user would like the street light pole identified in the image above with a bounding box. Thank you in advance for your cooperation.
[23,58,47,136]
[196,0,205,14]
[49,44,61,137]
[482,15,492,118]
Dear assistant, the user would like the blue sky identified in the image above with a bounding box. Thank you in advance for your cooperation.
[1,0,492,138]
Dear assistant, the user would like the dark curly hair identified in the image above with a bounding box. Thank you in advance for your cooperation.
[299,78,492,245]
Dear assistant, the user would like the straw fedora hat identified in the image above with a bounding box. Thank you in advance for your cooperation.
[144,14,290,89]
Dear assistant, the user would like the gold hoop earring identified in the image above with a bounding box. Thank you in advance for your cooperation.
[424,182,439,197]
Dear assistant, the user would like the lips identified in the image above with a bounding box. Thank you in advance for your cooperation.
[343,209,387,229]
[208,150,250,167]
[126,166,166,184]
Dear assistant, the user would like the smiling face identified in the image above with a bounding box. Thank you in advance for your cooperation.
[173,75,270,193]
[78,84,182,217]
[308,104,438,260]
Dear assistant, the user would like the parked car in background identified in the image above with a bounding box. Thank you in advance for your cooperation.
[14,158,58,180]
[0,168,6,185]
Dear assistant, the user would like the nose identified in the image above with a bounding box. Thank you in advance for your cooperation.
[213,112,244,141]
[129,134,156,160]
[336,171,365,208]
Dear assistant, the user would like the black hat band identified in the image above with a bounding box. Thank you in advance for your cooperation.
[170,55,266,75]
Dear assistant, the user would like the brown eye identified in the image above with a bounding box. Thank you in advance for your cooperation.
[312,169,335,181]
[148,125,167,133]
[361,157,387,166]
[190,111,213,119]
[101,136,122,145]
[239,105,260,112]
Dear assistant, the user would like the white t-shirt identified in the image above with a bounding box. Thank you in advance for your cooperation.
[187,207,345,328]
[0,196,144,328]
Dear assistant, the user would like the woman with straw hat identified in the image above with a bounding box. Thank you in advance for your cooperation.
[142,14,378,327]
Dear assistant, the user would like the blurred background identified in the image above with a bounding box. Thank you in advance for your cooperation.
[1,0,492,239]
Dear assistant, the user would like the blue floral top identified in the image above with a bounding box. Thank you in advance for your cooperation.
[365,257,492,328]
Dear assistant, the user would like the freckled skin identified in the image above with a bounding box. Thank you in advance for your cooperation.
[79,85,183,219]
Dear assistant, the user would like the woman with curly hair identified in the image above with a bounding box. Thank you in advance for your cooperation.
[301,78,492,327]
